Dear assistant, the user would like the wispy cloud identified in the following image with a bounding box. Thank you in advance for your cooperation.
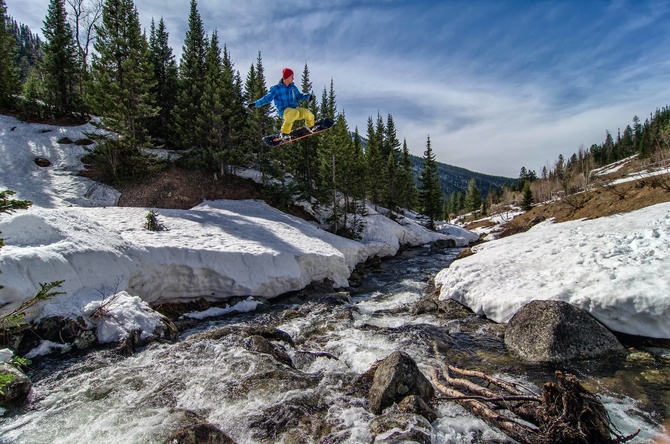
[7,0,670,177]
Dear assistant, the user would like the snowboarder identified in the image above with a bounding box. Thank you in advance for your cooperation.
[247,67,316,143]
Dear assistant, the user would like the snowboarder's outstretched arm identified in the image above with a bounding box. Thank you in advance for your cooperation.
[249,86,278,109]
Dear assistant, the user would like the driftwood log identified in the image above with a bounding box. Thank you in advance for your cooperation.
[429,354,639,444]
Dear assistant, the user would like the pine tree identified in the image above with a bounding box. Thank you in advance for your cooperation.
[384,114,401,158]
[521,182,533,211]
[381,114,401,214]
[318,111,365,236]
[245,52,274,153]
[173,0,207,149]
[0,0,19,109]
[464,177,482,216]
[42,0,82,117]
[147,17,178,148]
[198,30,225,165]
[418,136,443,230]
[396,139,417,211]
[88,0,156,182]
[218,45,248,172]
[22,68,47,119]
[365,116,381,208]
[295,63,319,196]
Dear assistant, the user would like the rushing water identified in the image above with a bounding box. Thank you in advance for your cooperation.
[1,246,669,443]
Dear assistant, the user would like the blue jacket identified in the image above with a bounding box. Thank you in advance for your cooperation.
[254,79,311,117]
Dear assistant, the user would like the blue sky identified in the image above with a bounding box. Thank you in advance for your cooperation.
[7,0,670,177]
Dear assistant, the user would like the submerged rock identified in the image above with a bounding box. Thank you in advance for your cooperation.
[504,300,624,363]
[369,412,433,444]
[165,422,236,444]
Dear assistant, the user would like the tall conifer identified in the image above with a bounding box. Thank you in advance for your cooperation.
[365,115,382,207]
[148,17,178,148]
[418,136,443,229]
[397,139,417,211]
[42,0,81,117]
[173,0,207,149]
[88,0,156,182]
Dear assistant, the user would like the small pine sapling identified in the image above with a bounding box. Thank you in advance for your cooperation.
[144,209,168,231]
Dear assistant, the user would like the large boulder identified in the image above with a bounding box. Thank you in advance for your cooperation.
[505,300,624,363]
[368,351,434,415]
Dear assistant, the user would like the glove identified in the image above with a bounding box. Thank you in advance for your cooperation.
[247,102,256,109]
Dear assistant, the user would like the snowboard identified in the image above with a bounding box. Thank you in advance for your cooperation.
[262,117,334,147]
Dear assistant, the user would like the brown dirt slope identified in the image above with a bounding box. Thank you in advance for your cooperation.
[115,166,263,209]
[502,174,670,236]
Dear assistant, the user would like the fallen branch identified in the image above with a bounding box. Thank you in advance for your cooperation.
[429,341,639,444]
[430,368,544,444]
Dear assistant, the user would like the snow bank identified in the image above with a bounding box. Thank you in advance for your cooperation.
[0,115,474,325]
[435,203,670,339]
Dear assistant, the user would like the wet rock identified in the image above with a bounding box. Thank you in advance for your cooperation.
[73,330,97,350]
[436,298,475,319]
[412,298,438,315]
[505,300,624,363]
[0,362,32,408]
[74,138,95,146]
[245,335,293,367]
[165,422,236,444]
[248,392,329,441]
[431,238,456,249]
[368,351,434,415]
[397,394,437,422]
[245,327,294,347]
[12,316,90,356]
[34,157,51,167]
[348,360,380,398]
[153,317,179,342]
[189,325,294,348]
[369,412,433,444]
[118,329,142,356]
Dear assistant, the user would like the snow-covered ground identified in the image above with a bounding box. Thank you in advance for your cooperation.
[436,203,670,339]
[0,115,476,343]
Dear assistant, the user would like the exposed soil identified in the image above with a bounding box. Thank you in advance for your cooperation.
[115,166,264,209]
[113,165,318,222]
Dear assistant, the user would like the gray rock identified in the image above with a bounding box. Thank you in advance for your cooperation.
[397,394,437,423]
[505,300,624,363]
[369,412,433,444]
[0,362,32,407]
[165,422,236,444]
[368,351,434,415]
[244,335,293,367]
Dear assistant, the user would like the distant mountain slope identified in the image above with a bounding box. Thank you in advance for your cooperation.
[409,155,518,196]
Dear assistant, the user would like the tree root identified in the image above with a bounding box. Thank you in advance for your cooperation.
[429,347,640,443]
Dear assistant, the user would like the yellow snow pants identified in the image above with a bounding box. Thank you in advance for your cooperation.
[281,107,315,134]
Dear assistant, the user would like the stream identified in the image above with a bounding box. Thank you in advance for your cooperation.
[0,246,668,443]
